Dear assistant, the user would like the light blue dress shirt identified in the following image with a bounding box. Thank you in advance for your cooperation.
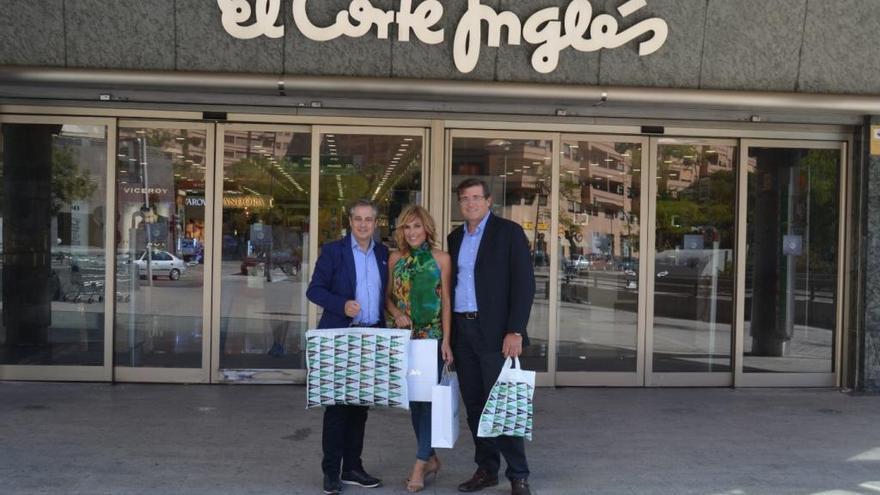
[454,212,490,312]
[351,236,381,325]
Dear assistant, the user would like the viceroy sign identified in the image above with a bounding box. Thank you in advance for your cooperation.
[217,0,669,74]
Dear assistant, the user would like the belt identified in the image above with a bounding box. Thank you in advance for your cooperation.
[351,322,382,328]
[454,311,479,320]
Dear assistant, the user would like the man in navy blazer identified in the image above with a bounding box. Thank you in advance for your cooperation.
[307,199,389,495]
[448,178,535,495]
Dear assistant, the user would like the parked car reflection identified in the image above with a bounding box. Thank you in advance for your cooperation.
[133,250,187,280]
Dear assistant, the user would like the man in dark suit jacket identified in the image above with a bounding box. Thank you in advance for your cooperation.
[306,199,388,495]
[448,178,536,495]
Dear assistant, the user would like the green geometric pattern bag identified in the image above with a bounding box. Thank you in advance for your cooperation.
[306,327,411,410]
[477,357,535,440]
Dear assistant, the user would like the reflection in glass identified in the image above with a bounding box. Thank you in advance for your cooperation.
[744,147,840,373]
[451,138,551,372]
[115,128,207,368]
[0,124,108,366]
[317,134,422,248]
[219,130,311,370]
[556,140,641,372]
[652,141,736,372]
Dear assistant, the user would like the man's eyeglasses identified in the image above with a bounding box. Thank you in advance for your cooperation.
[458,195,487,204]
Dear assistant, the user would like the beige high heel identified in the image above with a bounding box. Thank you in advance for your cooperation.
[425,454,442,477]
[405,459,429,493]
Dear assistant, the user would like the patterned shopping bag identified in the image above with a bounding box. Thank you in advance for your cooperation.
[305,327,411,410]
[477,357,535,440]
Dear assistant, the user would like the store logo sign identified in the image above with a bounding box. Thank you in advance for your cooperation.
[217,0,668,74]
[123,187,168,195]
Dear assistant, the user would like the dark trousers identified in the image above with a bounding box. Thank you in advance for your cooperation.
[453,314,529,480]
[321,405,368,478]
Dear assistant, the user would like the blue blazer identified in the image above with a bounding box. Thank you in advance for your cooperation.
[307,233,389,329]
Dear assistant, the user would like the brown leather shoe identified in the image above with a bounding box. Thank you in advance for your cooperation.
[511,478,531,495]
[457,468,499,492]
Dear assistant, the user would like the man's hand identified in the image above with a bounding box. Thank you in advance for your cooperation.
[502,333,523,358]
[344,300,361,318]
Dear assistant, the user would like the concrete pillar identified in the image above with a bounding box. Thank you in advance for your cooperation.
[861,118,880,391]
[1,124,59,349]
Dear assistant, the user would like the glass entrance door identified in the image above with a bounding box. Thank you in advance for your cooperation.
[311,126,427,328]
[646,138,738,386]
[554,135,647,385]
[448,131,555,378]
[213,125,312,382]
[0,115,115,381]
[114,122,215,382]
[735,140,845,387]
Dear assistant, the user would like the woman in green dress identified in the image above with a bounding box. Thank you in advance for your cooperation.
[385,205,453,493]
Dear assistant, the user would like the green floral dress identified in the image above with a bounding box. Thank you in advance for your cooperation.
[388,243,442,340]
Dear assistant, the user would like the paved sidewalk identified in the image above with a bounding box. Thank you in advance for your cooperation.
[1,382,879,495]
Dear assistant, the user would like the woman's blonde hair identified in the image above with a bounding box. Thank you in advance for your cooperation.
[393,205,437,256]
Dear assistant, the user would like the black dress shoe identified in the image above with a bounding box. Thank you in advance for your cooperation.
[458,468,499,492]
[341,468,382,488]
[511,478,531,495]
[322,475,342,495]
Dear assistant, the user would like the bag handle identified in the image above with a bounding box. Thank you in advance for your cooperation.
[440,363,455,385]
[503,356,521,370]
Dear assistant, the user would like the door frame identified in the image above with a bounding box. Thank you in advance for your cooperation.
[113,120,216,383]
[733,139,848,388]
[0,114,117,382]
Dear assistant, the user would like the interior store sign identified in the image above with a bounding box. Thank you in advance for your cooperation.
[217,0,668,74]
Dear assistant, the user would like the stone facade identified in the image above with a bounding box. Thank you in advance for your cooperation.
[863,119,880,391]
[2,0,880,94]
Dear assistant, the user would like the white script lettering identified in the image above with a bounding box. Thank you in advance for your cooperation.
[218,0,668,74]
[217,0,284,40]
[292,0,395,41]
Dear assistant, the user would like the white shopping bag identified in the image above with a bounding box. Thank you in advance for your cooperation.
[407,339,439,402]
[431,365,460,449]
[477,357,535,440]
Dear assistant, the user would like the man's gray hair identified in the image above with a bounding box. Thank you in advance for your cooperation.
[348,198,378,218]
